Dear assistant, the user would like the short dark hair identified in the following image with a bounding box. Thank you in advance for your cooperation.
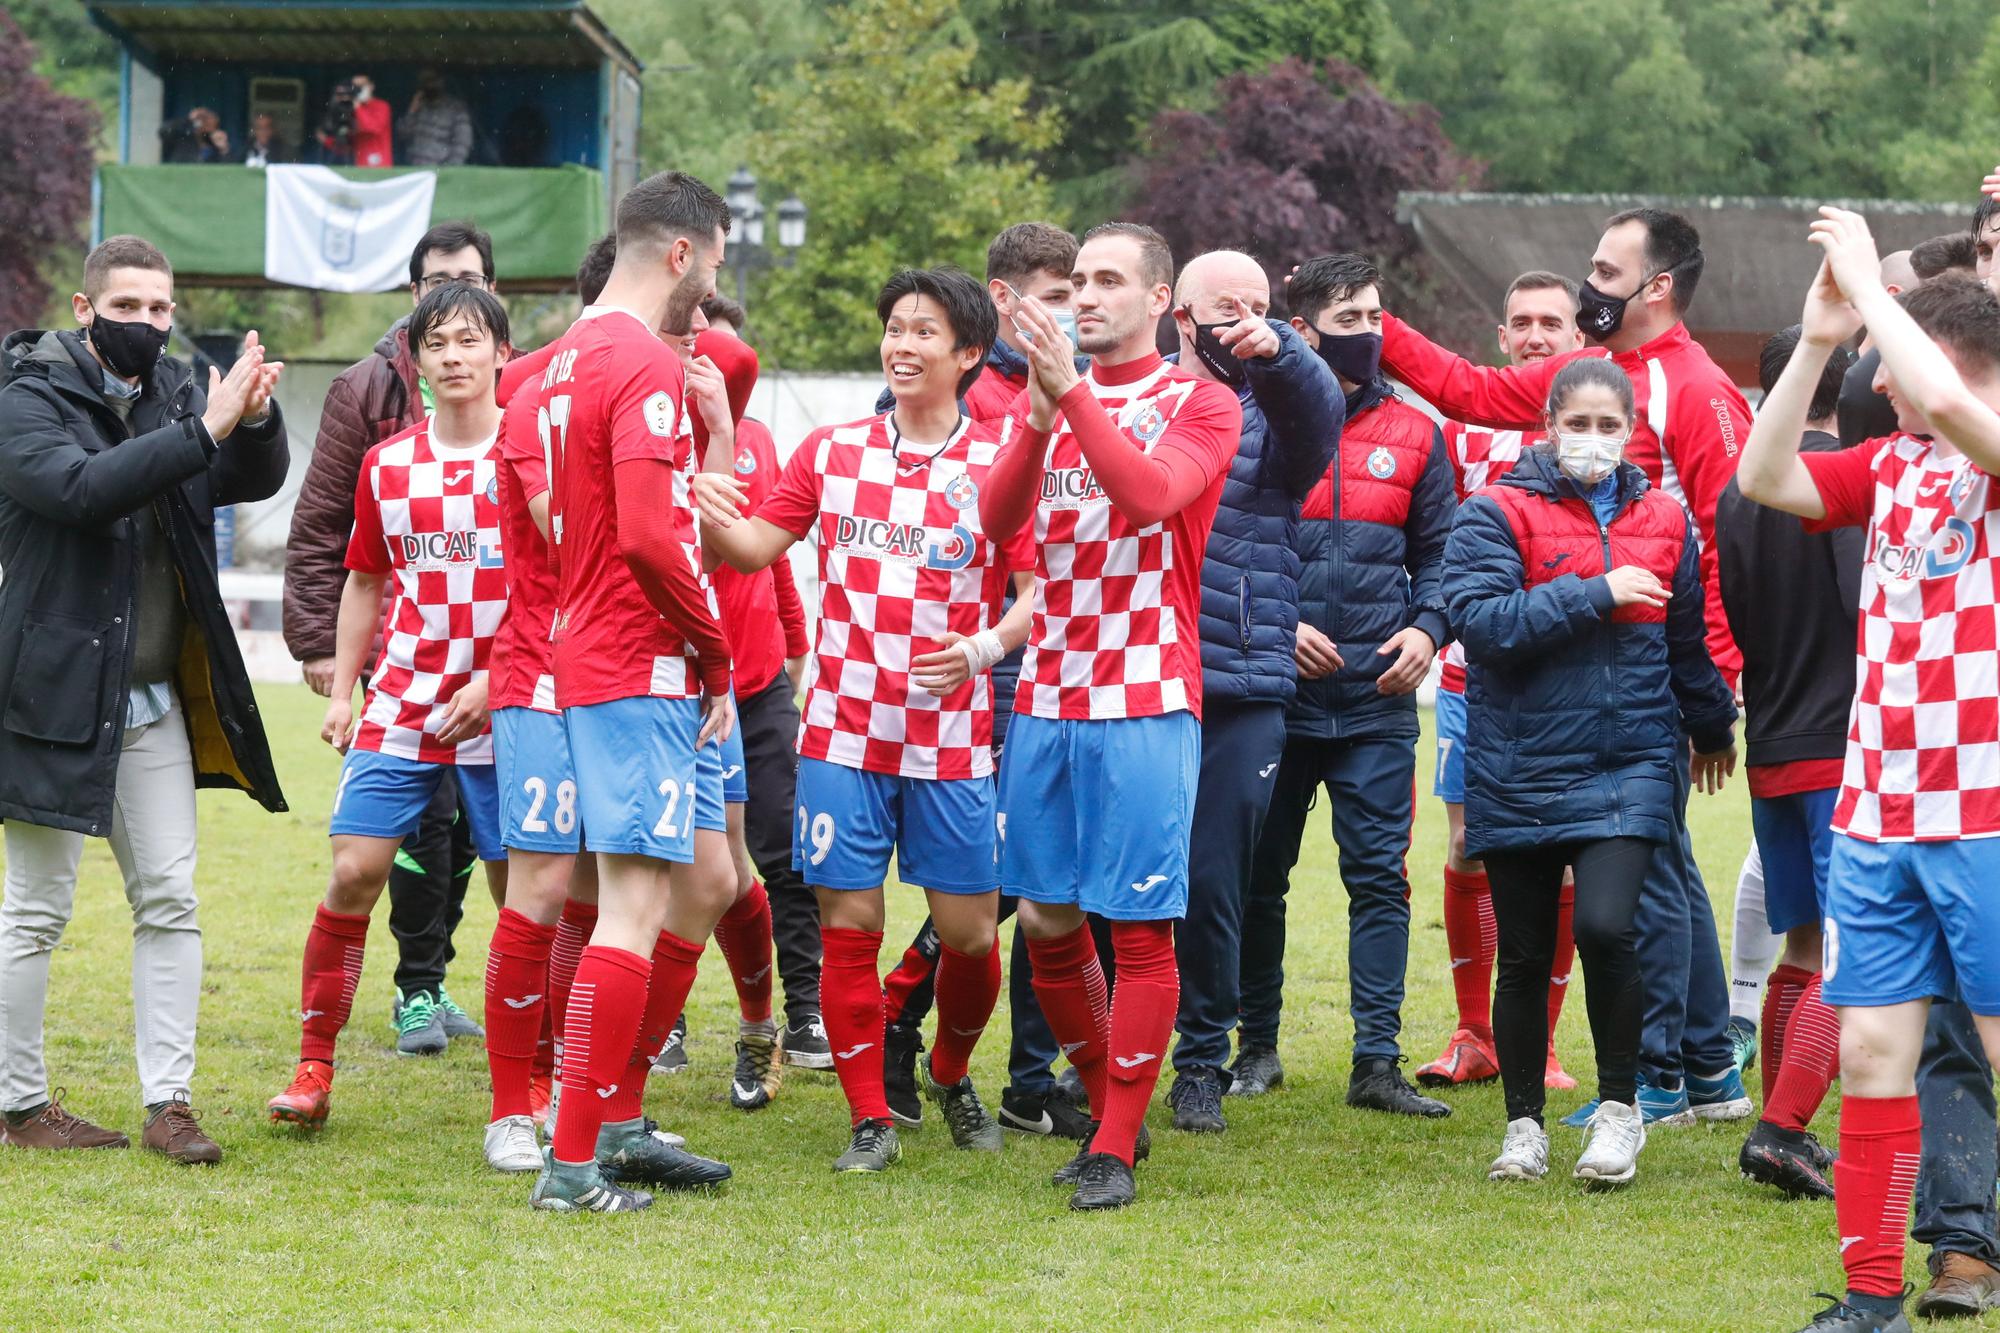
[987,222,1080,287]
[1081,222,1173,291]
[1547,357,1635,422]
[409,221,495,286]
[409,280,510,352]
[1502,270,1579,313]
[875,266,997,399]
[1758,324,1853,423]
[1604,207,1704,314]
[575,233,617,305]
[1288,253,1382,325]
[615,170,730,256]
[84,235,172,299]
[1900,274,2000,382]
[1910,232,1978,282]
[700,292,747,331]
[1972,192,1999,246]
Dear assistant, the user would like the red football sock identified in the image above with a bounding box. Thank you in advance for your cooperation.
[605,929,704,1124]
[1548,880,1576,1038]
[548,898,597,1042]
[1834,1094,1921,1298]
[881,922,940,1029]
[532,1001,556,1083]
[929,935,1002,1086]
[1442,867,1495,1035]
[1025,925,1110,1113]
[820,926,889,1125]
[551,945,650,1165]
[713,882,774,1025]
[484,908,556,1122]
[299,904,370,1065]
[1765,975,1839,1132]
[1762,962,1815,1103]
[1095,921,1178,1167]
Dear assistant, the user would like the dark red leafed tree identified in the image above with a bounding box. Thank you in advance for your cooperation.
[0,12,100,330]
[1131,58,1484,334]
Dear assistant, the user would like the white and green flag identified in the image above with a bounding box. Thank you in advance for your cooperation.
[263,165,438,293]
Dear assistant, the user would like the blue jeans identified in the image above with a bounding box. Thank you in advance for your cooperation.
[1636,747,1734,1087]
[1914,1000,2000,1269]
[1172,701,1289,1073]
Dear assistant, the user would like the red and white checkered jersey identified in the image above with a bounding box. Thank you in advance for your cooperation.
[759,414,1031,780]
[542,307,711,708]
[1438,422,1540,694]
[1802,436,2000,841]
[1016,358,1241,721]
[343,417,506,763]
[491,343,559,714]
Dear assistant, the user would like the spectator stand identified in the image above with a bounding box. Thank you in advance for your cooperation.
[87,0,643,287]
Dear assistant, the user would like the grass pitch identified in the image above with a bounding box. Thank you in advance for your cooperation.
[1,685,1868,1330]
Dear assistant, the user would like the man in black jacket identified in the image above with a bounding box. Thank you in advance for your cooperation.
[0,235,288,1165]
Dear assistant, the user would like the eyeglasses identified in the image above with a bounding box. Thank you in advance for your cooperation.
[416,272,490,293]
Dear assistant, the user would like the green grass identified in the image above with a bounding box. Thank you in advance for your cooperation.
[0,685,1867,1330]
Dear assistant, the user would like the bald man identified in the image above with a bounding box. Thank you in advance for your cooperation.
[1160,251,1345,1134]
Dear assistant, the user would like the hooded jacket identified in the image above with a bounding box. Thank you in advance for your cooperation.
[1444,449,1736,857]
[283,318,422,662]
[0,328,289,833]
[1197,319,1343,706]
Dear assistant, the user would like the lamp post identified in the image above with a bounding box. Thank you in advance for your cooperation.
[724,165,807,316]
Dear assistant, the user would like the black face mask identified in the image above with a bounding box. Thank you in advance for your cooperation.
[87,310,170,382]
[1575,278,1642,342]
[1189,321,1246,387]
[1314,331,1382,386]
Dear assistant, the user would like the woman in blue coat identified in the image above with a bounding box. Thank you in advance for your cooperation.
[1444,359,1737,1189]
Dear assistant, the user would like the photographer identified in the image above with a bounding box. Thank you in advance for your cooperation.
[319,75,391,168]
[161,108,233,165]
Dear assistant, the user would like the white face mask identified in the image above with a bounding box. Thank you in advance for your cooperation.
[1554,431,1626,486]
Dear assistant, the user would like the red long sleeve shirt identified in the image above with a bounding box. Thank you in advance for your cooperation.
[1381,314,1748,682]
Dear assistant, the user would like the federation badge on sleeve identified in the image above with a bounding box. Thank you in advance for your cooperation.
[643,391,678,438]
[1367,446,1396,480]
[943,472,979,510]
[1131,403,1167,444]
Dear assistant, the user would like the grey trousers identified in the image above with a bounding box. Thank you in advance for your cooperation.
[0,693,202,1110]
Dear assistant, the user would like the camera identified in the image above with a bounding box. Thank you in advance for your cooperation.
[319,83,357,143]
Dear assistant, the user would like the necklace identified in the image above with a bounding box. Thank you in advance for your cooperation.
[889,410,963,475]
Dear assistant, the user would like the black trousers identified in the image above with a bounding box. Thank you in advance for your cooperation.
[1484,836,1655,1125]
[738,672,821,1022]
[385,779,475,999]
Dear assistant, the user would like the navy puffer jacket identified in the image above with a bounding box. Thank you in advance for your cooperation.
[1287,381,1454,739]
[1198,320,1343,706]
[1445,449,1736,857]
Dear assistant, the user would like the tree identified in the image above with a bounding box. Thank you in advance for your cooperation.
[0,11,100,331]
[749,0,1058,369]
[1128,59,1482,338]
[593,0,828,187]
[967,0,1383,221]
[1378,0,1998,201]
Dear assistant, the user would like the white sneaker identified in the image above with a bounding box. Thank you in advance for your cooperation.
[484,1115,543,1173]
[1487,1117,1549,1181]
[1574,1100,1646,1186]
